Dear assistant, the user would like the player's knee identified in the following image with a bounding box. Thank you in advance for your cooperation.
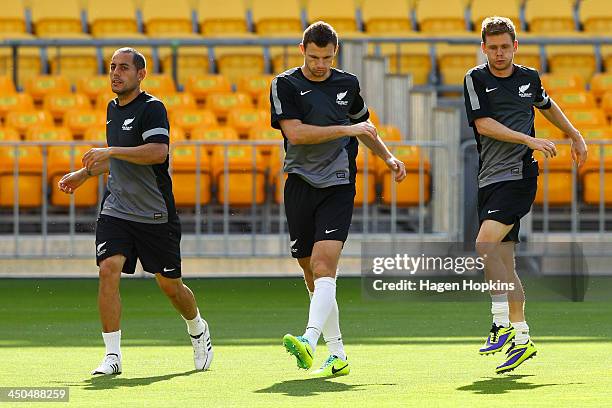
[98,259,121,281]
[310,258,335,279]
[475,241,498,259]
[158,279,181,299]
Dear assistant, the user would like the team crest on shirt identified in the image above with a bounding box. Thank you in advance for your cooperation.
[518,83,532,98]
[336,90,348,106]
[122,117,135,130]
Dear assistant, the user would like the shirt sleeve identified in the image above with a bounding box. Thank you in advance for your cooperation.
[141,101,170,144]
[463,70,492,126]
[533,72,552,110]
[270,76,302,129]
[348,78,370,123]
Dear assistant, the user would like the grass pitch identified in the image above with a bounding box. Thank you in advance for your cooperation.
[1,277,611,407]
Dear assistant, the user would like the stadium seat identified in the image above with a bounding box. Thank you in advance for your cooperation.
[157,93,198,114]
[546,45,596,84]
[470,0,520,32]
[170,144,212,206]
[215,46,266,85]
[379,145,431,206]
[580,0,612,34]
[95,91,117,110]
[602,45,612,74]
[524,0,576,33]
[226,108,268,137]
[601,92,612,120]
[171,109,218,136]
[0,127,20,142]
[237,75,274,101]
[565,109,607,127]
[416,0,466,33]
[248,126,283,155]
[0,93,33,121]
[159,48,210,87]
[77,75,111,103]
[581,126,612,141]
[552,91,597,110]
[437,44,479,86]
[369,108,381,127]
[582,145,612,204]
[257,92,270,110]
[513,42,542,71]
[88,0,138,37]
[191,126,240,146]
[47,145,99,207]
[198,0,249,35]
[251,0,302,35]
[31,0,85,36]
[0,47,41,89]
[355,146,377,205]
[184,75,232,105]
[378,125,403,141]
[0,75,16,93]
[25,126,72,142]
[0,0,27,35]
[270,47,305,75]
[48,47,98,86]
[211,145,267,205]
[369,41,431,85]
[206,92,253,120]
[536,126,565,140]
[142,74,176,94]
[83,125,107,142]
[541,73,585,93]
[590,73,612,101]
[141,0,195,36]
[307,0,359,34]
[5,110,53,137]
[361,0,412,33]
[534,145,573,205]
[43,93,91,121]
[0,146,43,207]
[24,75,71,104]
[63,110,107,138]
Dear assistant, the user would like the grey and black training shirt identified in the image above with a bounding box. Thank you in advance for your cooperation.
[101,91,176,224]
[270,67,370,188]
[463,63,552,188]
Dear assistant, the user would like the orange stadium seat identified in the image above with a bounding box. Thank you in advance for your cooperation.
[257,92,270,109]
[601,92,612,120]
[0,0,27,35]
[546,45,596,84]
[355,146,377,205]
[0,93,34,121]
[5,110,53,137]
[24,75,71,104]
[378,125,403,141]
[184,75,232,104]
[541,73,585,93]
[158,93,197,113]
[170,144,212,206]
[141,0,195,36]
[191,126,240,154]
[0,146,43,207]
[270,47,304,75]
[211,145,267,205]
[25,126,72,142]
[470,0,520,32]
[215,46,266,85]
[31,0,85,36]
[88,0,138,37]
[206,92,253,120]
[590,73,612,101]
[379,145,430,206]
[226,108,268,137]
[0,47,40,90]
[581,145,612,204]
[237,75,274,100]
[565,109,608,127]
[159,47,210,87]
[252,0,302,35]
[95,91,116,110]
[307,0,359,34]
[142,74,176,94]
[43,93,91,121]
[533,145,573,205]
[536,126,565,140]
[512,42,542,71]
[0,75,16,93]
[248,126,283,155]
[552,91,597,110]
[361,0,412,33]
[368,108,381,127]
[171,109,218,136]
[0,127,20,141]
[416,0,466,33]
[77,75,111,102]
[198,0,248,35]
[437,44,478,86]
[601,45,612,74]
[524,0,575,33]
[581,126,612,141]
[580,0,612,34]
[369,41,431,85]
[63,110,106,138]
[47,145,99,207]
[83,125,107,142]
[48,47,98,86]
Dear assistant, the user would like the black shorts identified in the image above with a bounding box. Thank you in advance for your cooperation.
[284,174,356,258]
[95,214,182,278]
[478,177,537,243]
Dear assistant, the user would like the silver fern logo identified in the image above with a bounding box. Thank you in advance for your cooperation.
[122,117,135,130]
[518,83,532,98]
[336,90,348,105]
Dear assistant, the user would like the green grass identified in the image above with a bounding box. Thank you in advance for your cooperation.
[1,278,611,407]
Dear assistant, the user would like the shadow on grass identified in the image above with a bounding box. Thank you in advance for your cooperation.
[457,375,582,395]
[254,377,397,397]
[59,369,201,391]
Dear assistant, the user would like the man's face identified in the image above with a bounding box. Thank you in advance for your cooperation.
[481,33,517,72]
[109,52,145,95]
[300,42,337,78]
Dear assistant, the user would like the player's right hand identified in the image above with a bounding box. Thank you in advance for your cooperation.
[526,137,557,158]
[348,122,377,140]
[58,170,88,194]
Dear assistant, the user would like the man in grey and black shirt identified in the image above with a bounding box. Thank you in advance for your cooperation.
[463,17,587,374]
[271,21,406,376]
[58,48,212,376]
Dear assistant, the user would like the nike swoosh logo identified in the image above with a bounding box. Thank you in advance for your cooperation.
[163,267,176,272]
[331,364,348,374]
[106,120,111,124]
[485,87,497,93]
[300,90,312,95]
[487,210,500,214]
[325,229,338,234]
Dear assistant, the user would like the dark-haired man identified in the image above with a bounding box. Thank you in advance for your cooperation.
[58,47,213,375]
[271,22,406,377]
[464,17,587,374]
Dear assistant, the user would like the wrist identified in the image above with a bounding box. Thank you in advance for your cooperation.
[567,129,582,141]
[107,146,115,157]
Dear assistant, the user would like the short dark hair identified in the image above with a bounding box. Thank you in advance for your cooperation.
[114,47,146,70]
[302,21,338,49]
[481,16,516,43]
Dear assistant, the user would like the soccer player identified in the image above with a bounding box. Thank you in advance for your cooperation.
[464,17,587,373]
[58,48,213,375]
[270,22,407,377]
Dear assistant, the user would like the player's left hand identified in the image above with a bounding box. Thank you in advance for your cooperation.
[570,133,587,168]
[82,147,112,170]
[385,156,406,182]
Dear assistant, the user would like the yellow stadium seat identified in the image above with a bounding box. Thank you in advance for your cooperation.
[535,171,573,205]
[199,0,248,35]
[0,75,16,93]
[536,126,565,140]
[361,0,412,33]
[541,73,585,93]
[580,0,612,34]
[416,0,466,33]
[552,91,597,110]
[31,0,84,36]
[95,91,116,110]
[226,108,268,137]
[257,92,270,109]
[88,0,138,37]
[379,145,431,206]
[248,126,282,141]
[546,45,596,84]
[158,93,197,113]
[355,146,377,205]
[525,0,575,33]
[369,108,380,127]
[24,75,71,104]
[215,46,266,84]
[437,43,479,86]
[581,126,612,141]
[307,0,359,34]
[170,126,187,142]
[141,0,194,36]
[184,75,232,104]
[581,145,612,204]
[77,75,111,102]
[191,126,240,155]
[565,109,607,127]
[237,75,274,100]
[48,47,98,85]
[0,47,40,90]
[25,126,72,142]
[0,146,43,207]
[369,40,431,85]
[601,92,612,120]
[470,0,520,32]
[43,93,91,121]
[0,127,20,142]
[513,42,542,71]
[211,145,267,205]
[47,145,99,207]
[0,93,33,121]
[171,144,212,206]
[159,47,210,87]
[0,0,27,34]
[252,0,302,35]
[602,45,612,73]
[142,74,176,94]
[63,110,107,138]
[206,92,253,120]
[378,125,403,141]
[5,110,53,137]
[534,144,573,171]
[590,73,612,101]
[171,109,218,136]
[270,47,305,75]
[83,125,107,142]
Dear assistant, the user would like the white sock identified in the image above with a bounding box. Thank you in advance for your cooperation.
[491,293,510,327]
[303,277,336,351]
[513,321,530,344]
[102,330,121,357]
[184,309,206,337]
[308,291,346,361]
